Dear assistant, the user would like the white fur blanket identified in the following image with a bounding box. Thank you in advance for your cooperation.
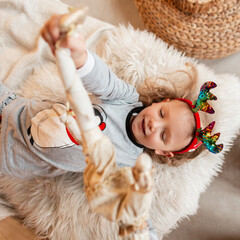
[0,0,240,239]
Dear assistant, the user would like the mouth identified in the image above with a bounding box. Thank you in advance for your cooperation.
[142,117,146,135]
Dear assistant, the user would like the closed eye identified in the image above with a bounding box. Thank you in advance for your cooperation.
[160,109,164,118]
[160,108,165,118]
[161,131,166,143]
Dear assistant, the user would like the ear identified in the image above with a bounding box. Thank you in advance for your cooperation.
[155,149,174,158]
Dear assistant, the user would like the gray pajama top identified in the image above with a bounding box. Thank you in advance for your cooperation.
[0,52,143,178]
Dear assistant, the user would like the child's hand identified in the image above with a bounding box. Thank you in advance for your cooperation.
[41,14,87,69]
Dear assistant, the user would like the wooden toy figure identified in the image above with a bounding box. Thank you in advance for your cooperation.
[55,7,154,240]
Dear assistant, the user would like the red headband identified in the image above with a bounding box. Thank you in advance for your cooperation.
[173,98,202,154]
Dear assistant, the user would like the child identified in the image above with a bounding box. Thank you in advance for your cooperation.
[0,14,218,179]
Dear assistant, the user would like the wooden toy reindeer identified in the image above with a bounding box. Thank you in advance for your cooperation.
[54,7,154,240]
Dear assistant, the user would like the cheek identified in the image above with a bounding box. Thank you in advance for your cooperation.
[152,134,161,145]
[132,114,140,128]
[145,133,161,149]
[131,115,142,138]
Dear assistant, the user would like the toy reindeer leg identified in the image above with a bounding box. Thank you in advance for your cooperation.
[54,8,154,240]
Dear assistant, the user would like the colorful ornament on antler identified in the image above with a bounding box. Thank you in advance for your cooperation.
[197,121,223,154]
[192,81,217,114]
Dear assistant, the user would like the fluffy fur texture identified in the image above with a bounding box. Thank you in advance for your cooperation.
[0,0,240,239]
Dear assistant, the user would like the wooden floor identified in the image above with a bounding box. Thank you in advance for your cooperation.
[0,217,39,240]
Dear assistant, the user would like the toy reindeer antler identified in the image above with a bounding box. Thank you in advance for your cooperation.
[197,121,223,154]
[54,7,154,240]
[175,81,223,154]
[192,81,223,154]
[193,81,217,114]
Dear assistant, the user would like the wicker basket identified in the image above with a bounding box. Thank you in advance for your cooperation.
[173,0,217,14]
[134,0,240,59]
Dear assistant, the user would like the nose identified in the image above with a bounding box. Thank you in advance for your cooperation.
[148,118,163,133]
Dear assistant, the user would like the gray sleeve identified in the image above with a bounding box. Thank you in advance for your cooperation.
[80,51,139,103]
[147,219,159,240]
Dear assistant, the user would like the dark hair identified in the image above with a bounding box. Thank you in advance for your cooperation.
[137,63,206,167]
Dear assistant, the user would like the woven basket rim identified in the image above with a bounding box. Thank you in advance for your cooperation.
[173,0,217,14]
[134,0,240,59]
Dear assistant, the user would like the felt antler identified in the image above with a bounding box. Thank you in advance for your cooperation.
[192,82,223,154]
[175,81,223,154]
[193,81,217,114]
[197,121,223,154]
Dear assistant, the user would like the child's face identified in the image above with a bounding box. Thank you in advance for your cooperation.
[131,99,195,157]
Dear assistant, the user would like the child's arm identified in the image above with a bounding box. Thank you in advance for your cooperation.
[41,14,139,103]
[79,51,139,102]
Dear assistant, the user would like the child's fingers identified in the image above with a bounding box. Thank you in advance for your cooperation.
[47,14,61,42]
[41,14,86,58]
[41,14,62,53]
[41,29,55,53]
[59,36,75,49]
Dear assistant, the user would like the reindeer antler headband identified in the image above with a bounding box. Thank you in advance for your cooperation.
[174,81,223,154]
